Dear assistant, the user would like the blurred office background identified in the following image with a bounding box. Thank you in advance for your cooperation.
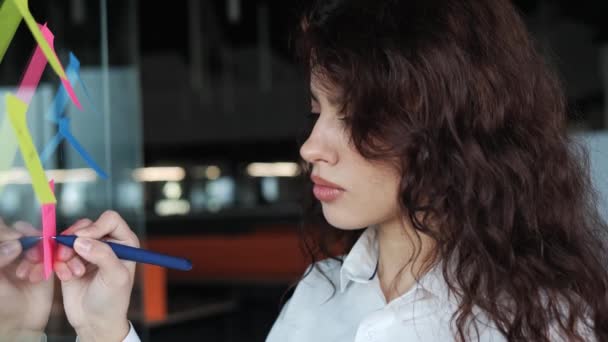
[0,0,607,341]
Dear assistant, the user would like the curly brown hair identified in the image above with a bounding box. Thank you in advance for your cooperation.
[292,0,608,341]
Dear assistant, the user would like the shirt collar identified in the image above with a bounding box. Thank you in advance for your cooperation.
[339,226,379,292]
[339,226,452,303]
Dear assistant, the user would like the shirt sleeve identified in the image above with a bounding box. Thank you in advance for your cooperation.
[75,321,141,342]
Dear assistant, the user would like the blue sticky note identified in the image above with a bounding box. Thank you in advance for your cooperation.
[40,52,108,179]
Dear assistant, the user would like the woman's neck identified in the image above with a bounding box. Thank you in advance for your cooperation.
[376,217,436,302]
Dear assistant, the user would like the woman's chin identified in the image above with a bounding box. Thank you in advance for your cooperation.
[322,206,370,230]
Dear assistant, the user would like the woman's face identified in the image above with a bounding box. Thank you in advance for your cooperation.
[300,75,402,230]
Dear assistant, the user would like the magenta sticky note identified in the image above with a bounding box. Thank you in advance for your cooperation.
[41,179,56,280]
[15,23,50,104]
[60,76,82,110]
[15,22,82,110]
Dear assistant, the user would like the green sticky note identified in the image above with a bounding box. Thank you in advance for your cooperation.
[6,93,56,204]
[12,0,67,79]
[0,0,22,63]
[0,112,19,196]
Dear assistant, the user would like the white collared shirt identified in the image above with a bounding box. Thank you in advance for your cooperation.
[118,226,595,342]
[267,226,505,342]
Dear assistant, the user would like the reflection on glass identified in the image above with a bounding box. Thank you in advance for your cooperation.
[205,177,235,212]
[189,184,207,211]
[0,218,52,342]
[162,181,183,199]
[155,198,191,216]
[206,165,222,180]
[0,187,20,213]
[59,182,86,217]
[0,0,145,339]
[261,177,279,203]
[192,165,222,181]
[246,162,300,177]
[116,181,142,211]
[132,166,185,182]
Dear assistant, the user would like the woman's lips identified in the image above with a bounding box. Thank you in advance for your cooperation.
[311,175,344,202]
[312,184,344,202]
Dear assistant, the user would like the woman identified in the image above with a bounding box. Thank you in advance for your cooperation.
[3,0,608,341]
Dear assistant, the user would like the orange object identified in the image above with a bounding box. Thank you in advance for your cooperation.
[145,228,309,282]
[142,264,167,322]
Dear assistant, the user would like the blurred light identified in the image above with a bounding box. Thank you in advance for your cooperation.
[205,177,235,210]
[227,0,241,23]
[132,167,185,182]
[163,181,183,199]
[246,162,300,177]
[0,168,97,185]
[261,177,279,202]
[192,165,222,180]
[117,182,143,210]
[192,166,207,179]
[189,185,207,209]
[59,183,86,216]
[205,165,221,180]
[155,199,191,216]
[0,187,21,213]
[206,199,222,213]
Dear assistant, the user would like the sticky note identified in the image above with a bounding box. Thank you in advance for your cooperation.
[5,93,55,204]
[46,52,99,123]
[10,0,64,79]
[0,0,21,63]
[15,23,52,104]
[0,0,82,109]
[0,116,19,187]
[41,180,55,280]
[40,52,108,178]
[0,23,51,197]
[40,118,108,179]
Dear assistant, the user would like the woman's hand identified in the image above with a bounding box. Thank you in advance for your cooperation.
[0,218,54,341]
[54,211,139,342]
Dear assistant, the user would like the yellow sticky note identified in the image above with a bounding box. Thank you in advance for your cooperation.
[0,114,19,196]
[10,0,67,80]
[0,0,22,63]
[6,94,55,204]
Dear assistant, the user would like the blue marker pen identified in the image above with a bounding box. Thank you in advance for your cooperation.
[19,236,42,250]
[53,235,193,271]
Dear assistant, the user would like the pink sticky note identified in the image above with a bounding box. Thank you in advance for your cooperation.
[16,23,50,104]
[41,180,56,280]
[60,76,81,110]
[15,22,82,110]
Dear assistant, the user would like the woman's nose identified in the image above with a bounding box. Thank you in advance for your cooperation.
[299,120,338,166]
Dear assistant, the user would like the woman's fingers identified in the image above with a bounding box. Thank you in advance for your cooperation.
[62,219,94,236]
[67,257,86,277]
[0,222,21,242]
[72,237,131,288]
[13,221,39,236]
[74,211,139,248]
[16,259,34,280]
[28,263,44,283]
[0,220,23,267]
[15,259,47,284]
[54,261,73,282]
[12,221,41,262]
[57,219,94,262]
[23,245,42,263]
[0,240,22,268]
